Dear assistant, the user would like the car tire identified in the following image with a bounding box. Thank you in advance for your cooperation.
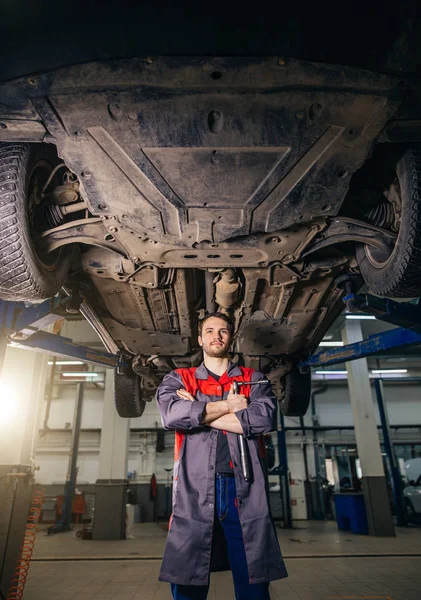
[279,365,311,417]
[114,368,146,418]
[0,143,71,301]
[405,497,417,516]
[356,147,421,298]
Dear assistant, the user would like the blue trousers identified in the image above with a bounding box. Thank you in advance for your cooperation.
[171,474,271,600]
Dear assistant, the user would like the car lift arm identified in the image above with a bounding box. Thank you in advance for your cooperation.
[0,296,127,370]
[1,292,421,371]
[301,293,421,369]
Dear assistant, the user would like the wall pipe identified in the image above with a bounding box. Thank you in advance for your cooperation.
[37,424,421,433]
[41,358,56,436]
[299,416,309,482]
[311,385,328,520]
[284,424,420,431]
[277,409,293,528]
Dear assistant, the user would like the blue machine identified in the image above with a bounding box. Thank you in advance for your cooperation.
[334,493,369,535]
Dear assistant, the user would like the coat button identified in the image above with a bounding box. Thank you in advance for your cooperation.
[217,386,221,390]
[209,503,214,509]
[210,466,214,470]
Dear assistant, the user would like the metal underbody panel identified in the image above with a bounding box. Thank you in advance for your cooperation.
[0,57,408,375]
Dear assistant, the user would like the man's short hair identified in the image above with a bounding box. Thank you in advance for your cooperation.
[198,312,234,337]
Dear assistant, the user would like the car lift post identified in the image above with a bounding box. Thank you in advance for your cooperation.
[47,382,85,535]
[373,378,407,527]
[300,292,421,526]
[0,295,128,544]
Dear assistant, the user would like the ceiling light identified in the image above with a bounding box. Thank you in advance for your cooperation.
[319,341,344,347]
[315,370,348,375]
[372,368,408,374]
[61,372,99,377]
[48,360,84,366]
[322,335,333,340]
[345,314,376,320]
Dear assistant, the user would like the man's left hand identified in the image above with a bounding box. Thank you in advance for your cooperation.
[176,388,196,402]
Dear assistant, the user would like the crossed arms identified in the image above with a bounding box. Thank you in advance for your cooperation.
[156,371,277,437]
[176,385,247,434]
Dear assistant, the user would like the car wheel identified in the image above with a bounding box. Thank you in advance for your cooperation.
[279,365,311,416]
[114,368,146,418]
[356,147,421,298]
[405,497,417,516]
[0,143,71,301]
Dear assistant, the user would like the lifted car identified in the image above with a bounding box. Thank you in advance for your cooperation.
[1,11,421,418]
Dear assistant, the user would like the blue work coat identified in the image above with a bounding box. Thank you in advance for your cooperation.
[156,361,288,586]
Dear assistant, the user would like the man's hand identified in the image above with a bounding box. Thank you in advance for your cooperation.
[176,389,196,402]
[226,383,248,413]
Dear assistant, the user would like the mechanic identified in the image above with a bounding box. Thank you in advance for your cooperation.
[156,312,288,600]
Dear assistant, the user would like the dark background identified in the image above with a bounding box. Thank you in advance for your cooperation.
[1,0,421,81]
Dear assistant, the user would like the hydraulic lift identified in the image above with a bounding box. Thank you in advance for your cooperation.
[298,292,421,529]
[0,292,130,584]
[0,290,419,540]
[0,294,127,371]
[302,294,421,371]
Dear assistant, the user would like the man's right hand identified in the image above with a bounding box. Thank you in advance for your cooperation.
[226,384,248,413]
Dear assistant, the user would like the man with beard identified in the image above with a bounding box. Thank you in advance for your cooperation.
[156,312,287,600]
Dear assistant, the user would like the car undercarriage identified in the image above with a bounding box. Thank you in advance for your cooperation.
[1,53,421,416]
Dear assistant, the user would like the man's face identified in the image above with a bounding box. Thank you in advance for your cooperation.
[198,317,232,358]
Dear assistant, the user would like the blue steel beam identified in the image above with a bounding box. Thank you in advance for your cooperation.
[0,296,68,335]
[10,330,127,369]
[351,293,421,332]
[301,327,421,369]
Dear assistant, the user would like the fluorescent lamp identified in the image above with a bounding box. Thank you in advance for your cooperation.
[322,335,333,340]
[315,370,348,375]
[345,314,376,320]
[372,369,408,374]
[48,360,84,366]
[61,372,99,377]
[319,341,344,347]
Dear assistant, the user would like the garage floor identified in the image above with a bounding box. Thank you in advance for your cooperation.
[22,521,421,600]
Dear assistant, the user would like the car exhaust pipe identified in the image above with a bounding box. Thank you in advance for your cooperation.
[214,268,240,312]
[205,270,217,313]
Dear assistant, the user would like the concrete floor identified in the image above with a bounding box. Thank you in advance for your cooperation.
[21,521,421,600]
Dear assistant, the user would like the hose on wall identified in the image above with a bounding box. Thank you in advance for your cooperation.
[6,488,44,600]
